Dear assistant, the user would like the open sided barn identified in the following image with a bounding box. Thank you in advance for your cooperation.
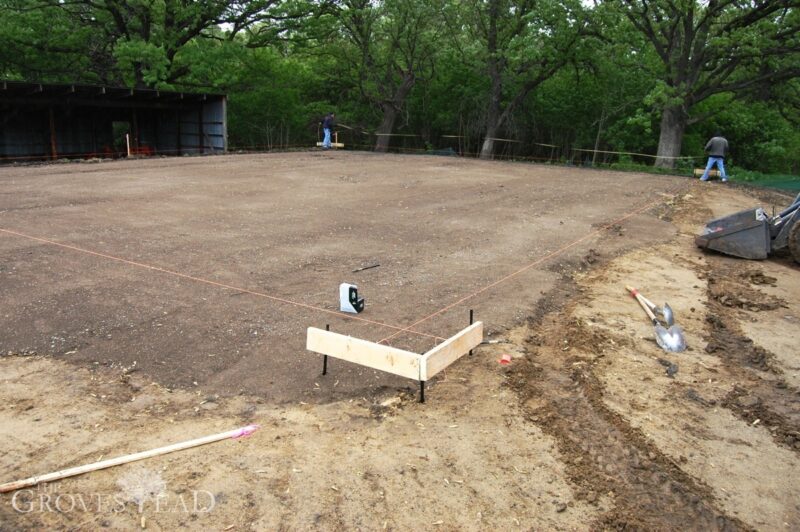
[0,81,227,162]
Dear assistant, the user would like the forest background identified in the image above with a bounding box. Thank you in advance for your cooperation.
[1,0,798,181]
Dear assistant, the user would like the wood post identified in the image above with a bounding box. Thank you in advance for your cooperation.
[0,426,259,493]
[48,107,58,160]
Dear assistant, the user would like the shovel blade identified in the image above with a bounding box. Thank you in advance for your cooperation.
[654,324,686,352]
[661,303,675,328]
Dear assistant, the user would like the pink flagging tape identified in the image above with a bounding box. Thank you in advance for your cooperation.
[232,425,260,439]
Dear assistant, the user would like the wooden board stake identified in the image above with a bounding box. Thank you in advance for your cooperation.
[306,328,421,380]
[421,322,483,380]
[308,322,483,385]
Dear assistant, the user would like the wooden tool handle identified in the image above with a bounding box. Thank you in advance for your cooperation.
[0,425,259,493]
[626,286,657,322]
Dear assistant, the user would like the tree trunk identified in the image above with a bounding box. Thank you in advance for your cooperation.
[480,136,496,160]
[373,72,415,153]
[480,111,504,159]
[374,105,398,152]
[480,72,503,160]
[133,62,146,88]
[654,105,687,169]
[592,109,606,166]
[480,0,501,161]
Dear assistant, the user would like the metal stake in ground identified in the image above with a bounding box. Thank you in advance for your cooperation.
[469,309,474,356]
[322,324,330,375]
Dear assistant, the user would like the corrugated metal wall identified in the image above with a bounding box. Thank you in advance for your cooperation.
[1,84,227,161]
[203,98,226,153]
[1,110,49,157]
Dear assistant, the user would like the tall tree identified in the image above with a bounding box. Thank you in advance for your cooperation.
[335,0,442,152]
[0,0,97,82]
[0,0,318,88]
[615,0,800,168]
[454,0,591,159]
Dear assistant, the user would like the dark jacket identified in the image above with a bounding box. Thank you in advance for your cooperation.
[322,114,335,129]
[705,136,728,158]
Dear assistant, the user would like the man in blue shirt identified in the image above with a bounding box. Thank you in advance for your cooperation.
[322,112,335,149]
[700,133,729,182]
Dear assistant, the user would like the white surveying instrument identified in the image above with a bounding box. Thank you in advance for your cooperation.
[339,283,365,313]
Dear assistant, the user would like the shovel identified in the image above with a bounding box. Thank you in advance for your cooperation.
[638,293,675,327]
[626,286,686,353]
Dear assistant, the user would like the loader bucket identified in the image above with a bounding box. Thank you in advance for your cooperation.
[695,208,771,259]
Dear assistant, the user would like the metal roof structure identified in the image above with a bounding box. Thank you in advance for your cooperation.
[1,80,227,162]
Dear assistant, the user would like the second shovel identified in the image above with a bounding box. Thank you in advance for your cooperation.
[638,293,675,327]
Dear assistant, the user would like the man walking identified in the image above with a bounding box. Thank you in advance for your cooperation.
[700,133,729,182]
[322,112,335,149]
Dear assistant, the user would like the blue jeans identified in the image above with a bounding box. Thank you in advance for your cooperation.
[701,157,727,181]
[323,128,332,148]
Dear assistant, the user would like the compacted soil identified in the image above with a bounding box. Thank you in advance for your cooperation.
[0,152,797,530]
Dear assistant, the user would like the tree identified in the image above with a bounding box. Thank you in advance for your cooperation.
[530,45,658,162]
[334,0,443,152]
[615,0,800,168]
[453,0,591,159]
[0,0,319,88]
[0,0,97,82]
[213,43,327,149]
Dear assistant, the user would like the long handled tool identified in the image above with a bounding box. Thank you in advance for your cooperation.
[626,286,686,352]
[0,425,259,493]
[638,293,675,327]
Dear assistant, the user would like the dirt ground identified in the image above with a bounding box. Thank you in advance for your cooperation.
[0,152,798,530]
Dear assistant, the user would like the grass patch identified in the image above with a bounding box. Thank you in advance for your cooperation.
[603,156,799,192]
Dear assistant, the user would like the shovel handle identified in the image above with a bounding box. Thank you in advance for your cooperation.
[625,285,661,313]
[638,294,657,311]
[626,286,658,322]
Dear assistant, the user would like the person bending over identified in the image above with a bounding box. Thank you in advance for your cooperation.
[700,133,729,182]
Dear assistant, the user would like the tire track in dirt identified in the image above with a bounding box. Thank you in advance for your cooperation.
[702,260,800,454]
[507,302,747,530]
[672,185,800,456]
[498,184,797,529]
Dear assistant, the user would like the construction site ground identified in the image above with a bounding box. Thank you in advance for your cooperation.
[0,152,798,530]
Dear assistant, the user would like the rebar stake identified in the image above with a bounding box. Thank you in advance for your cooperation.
[469,309,474,356]
[322,324,329,375]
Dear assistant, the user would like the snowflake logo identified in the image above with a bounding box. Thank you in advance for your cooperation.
[116,468,167,512]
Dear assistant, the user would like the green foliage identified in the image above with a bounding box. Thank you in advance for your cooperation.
[113,40,170,88]
[613,0,800,164]
[0,0,97,82]
[687,96,800,174]
[0,0,323,87]
[0,0,797,176]
[728,168,800,191]
[405,47,488,150]
[220,46,324,148]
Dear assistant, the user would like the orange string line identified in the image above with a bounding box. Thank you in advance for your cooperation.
[377,191,675,345]
[0,227,445,342]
